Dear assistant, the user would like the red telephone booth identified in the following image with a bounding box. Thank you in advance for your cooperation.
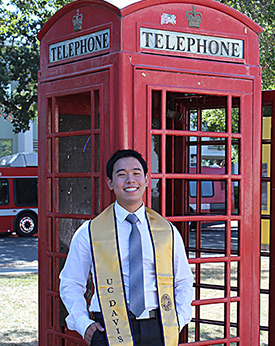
[38,0,262,345]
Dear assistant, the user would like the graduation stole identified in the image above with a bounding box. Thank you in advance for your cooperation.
[89,203,179,346]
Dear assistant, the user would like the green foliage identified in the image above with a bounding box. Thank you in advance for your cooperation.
[0,138,12,156]
[218,0,275,90]
[0,0,72,133]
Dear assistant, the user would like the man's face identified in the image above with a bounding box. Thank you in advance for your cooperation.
[106,157,148,212]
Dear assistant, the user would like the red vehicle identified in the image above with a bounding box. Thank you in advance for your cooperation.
[189,165,236,215]
[0,153,38,237]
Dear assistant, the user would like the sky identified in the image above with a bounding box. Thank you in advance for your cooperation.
[104,0,142,8]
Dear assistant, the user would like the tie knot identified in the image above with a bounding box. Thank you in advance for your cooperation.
[126,213,138,225]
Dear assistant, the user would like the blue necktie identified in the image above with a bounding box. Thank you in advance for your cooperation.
[126,213,145,317]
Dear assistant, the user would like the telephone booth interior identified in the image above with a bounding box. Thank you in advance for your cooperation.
[38,0,262,345]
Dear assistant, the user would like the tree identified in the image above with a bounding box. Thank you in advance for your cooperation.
[218,0,275,90]
[0,0,73,133]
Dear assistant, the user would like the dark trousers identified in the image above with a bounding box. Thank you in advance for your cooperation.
[90,311,164,346]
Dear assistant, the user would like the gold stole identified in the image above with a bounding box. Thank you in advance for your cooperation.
[89,204,179,346]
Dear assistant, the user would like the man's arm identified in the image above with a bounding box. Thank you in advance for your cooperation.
[172,225,194,331]
[59,221,96,339]
[84,322,104,345]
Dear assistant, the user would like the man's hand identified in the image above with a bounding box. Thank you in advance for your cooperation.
[84,322,105,345]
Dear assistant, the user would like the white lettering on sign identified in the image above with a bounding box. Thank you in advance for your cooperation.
[140,27,244,60]
[49,28,110,63]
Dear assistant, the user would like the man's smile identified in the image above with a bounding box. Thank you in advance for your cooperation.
[124,187,139,192]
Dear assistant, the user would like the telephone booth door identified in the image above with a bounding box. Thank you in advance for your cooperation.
[38,70,111,345]
[135,70,260,345]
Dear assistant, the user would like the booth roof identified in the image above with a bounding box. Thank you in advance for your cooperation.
[37,0,262,41]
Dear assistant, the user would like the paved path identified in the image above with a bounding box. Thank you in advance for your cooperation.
[0,236,38,275]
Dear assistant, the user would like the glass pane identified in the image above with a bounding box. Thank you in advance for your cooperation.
[189,221,227,257]
[47,178,52,213]
[166,179,186,216]
[231,261,239,297]
[201,221,226,255]
[202,108,226,133]
[232,181,239,215]
[261,219,270,252]
[59,218,87,254]
[190,109,198,131]
[262,144,271,178]
[232,140,240,175]
[231,221,239,255]
[166,136,187,173]
[263,105,272,117]
[189,145,197,170]
[201,159,226,173]
[200,262,225,288]
[152,90,161,129]
[94,134,100,172]
[262,116,271,140]
[58,135,91,173]
[201,142,226,171]
[189,180,226,215]
[151,179,161,213]
[94,90,100,128]
[166,92,184,131]
[232,97,240,134]
[260,330,269,346]
[230,301,238,325]
[58,178,91,214]
[260,293,269,327]
[164,93,227,132]
[261,181,270,215]
[94,177,100,215]
[59,114,91,132]
[260,256,270,290]
[200,304,225,340]
[152,135,161,173]
[57,92,91,132]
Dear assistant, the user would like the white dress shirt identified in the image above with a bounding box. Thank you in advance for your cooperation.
[59,202,193,339]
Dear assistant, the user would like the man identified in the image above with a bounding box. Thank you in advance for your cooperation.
[60,149,193,346]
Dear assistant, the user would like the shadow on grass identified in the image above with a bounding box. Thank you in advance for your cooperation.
[0,330,37,346]
[0,343,37,346]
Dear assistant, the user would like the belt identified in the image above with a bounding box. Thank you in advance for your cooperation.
[129,309,158,320]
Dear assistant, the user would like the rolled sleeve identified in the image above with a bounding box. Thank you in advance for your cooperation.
[172,225,194,331]
[59,221,94,338]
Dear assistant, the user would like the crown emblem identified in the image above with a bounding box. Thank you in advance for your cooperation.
[185,6,202,28]
[72,9,83,32]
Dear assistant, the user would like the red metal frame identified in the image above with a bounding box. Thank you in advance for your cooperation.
[38,1,262,345]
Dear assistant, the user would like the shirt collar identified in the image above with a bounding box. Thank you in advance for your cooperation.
[114,201,146,224]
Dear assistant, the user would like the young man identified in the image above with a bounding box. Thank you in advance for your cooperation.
[60,149,193,346]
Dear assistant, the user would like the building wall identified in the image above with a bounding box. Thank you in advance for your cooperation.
[0,116,38,156]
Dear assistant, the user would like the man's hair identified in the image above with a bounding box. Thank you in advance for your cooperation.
[106,149,148,179]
